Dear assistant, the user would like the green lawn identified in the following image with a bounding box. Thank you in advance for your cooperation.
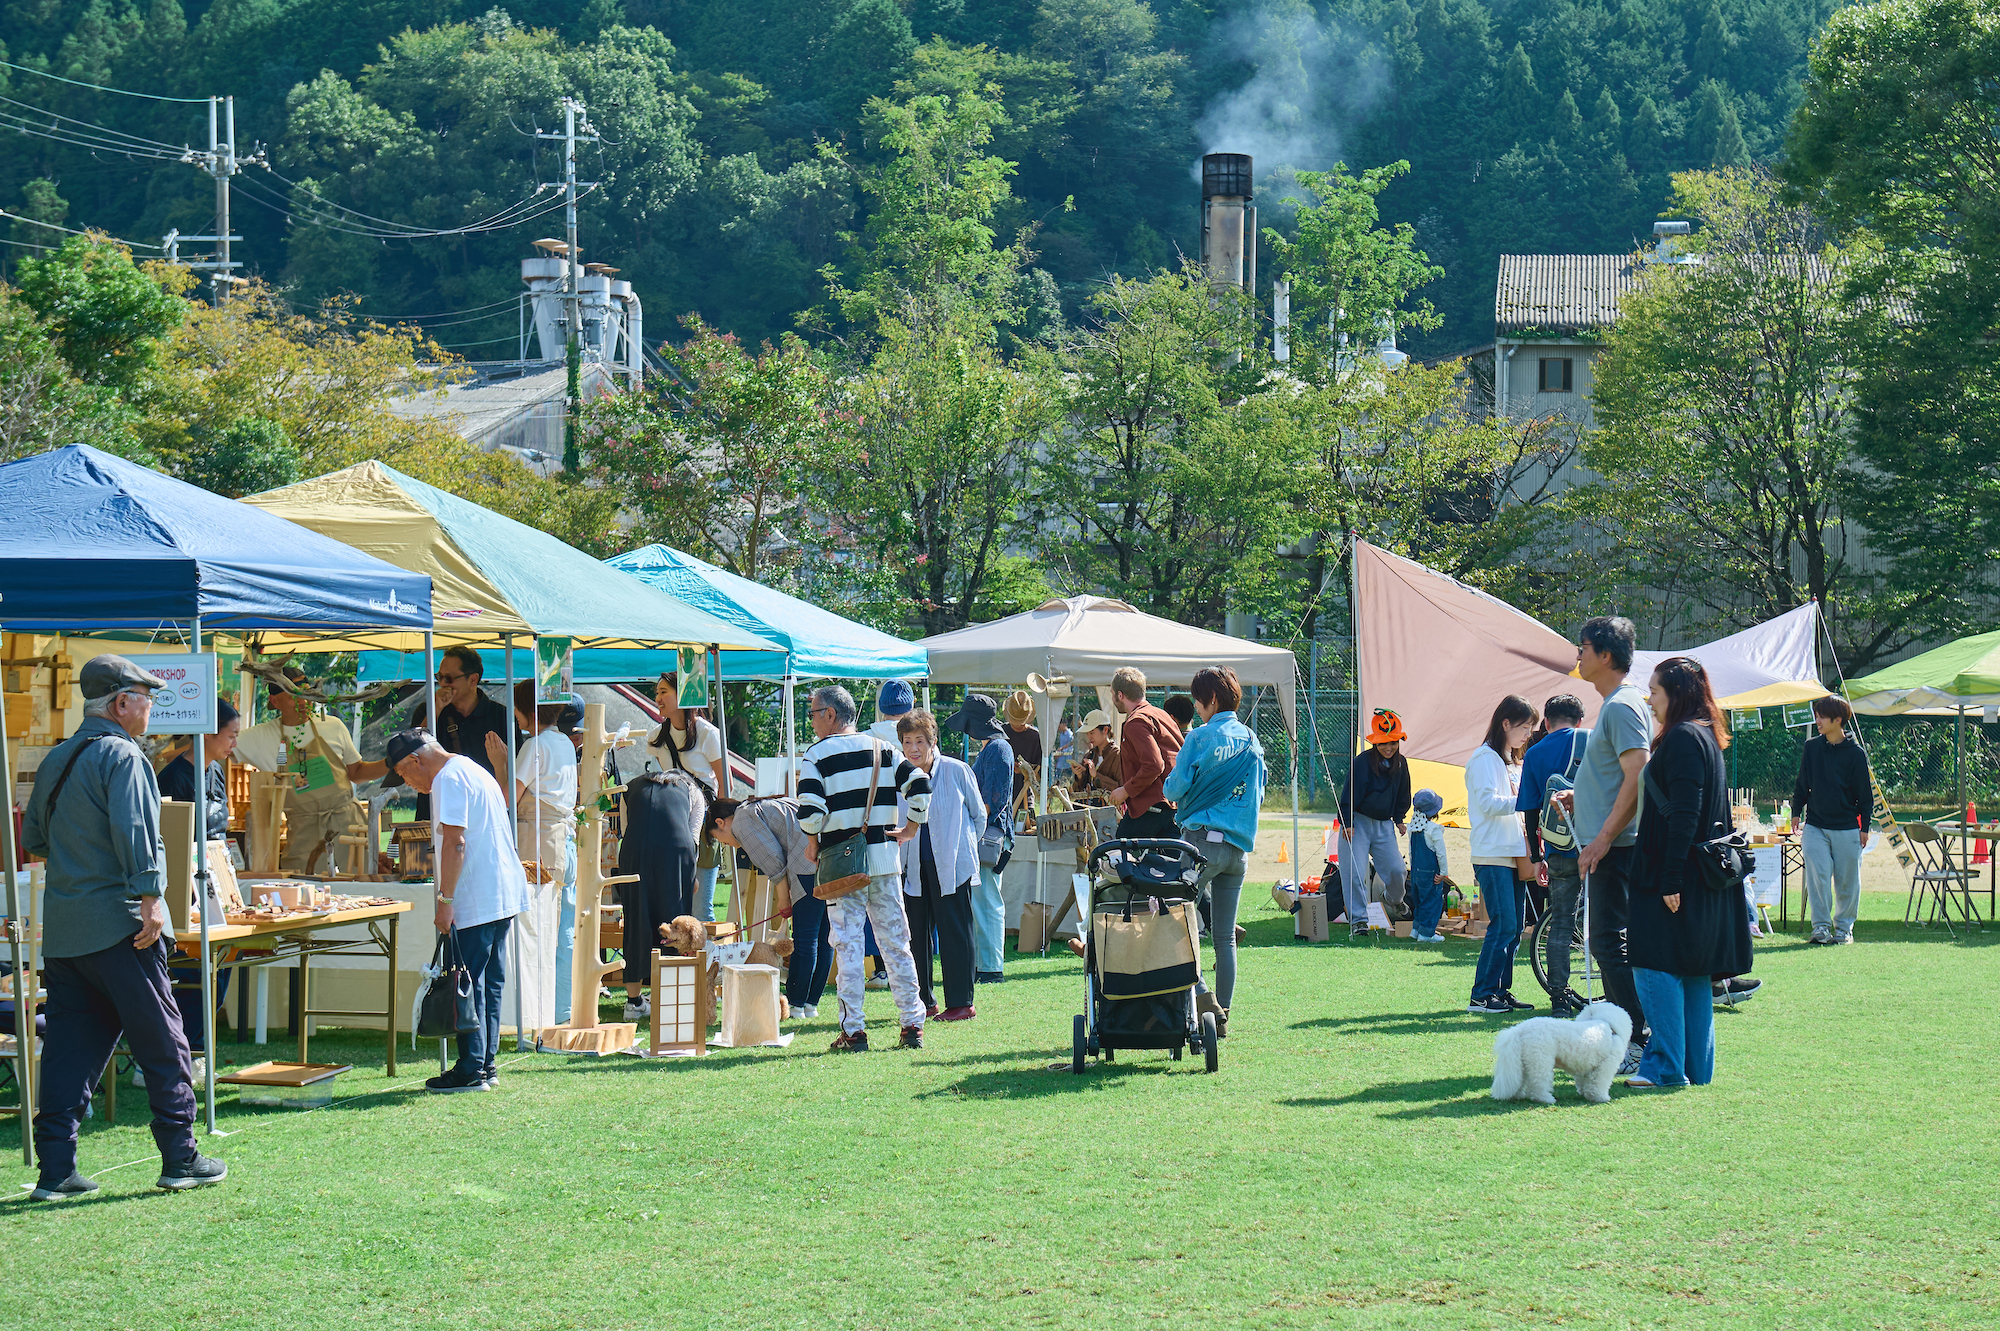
[5,889,1996,1329]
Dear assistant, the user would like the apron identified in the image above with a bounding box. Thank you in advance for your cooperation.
[517,796,575,884]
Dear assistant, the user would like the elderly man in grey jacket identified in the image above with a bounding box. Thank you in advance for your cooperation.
[23,655,227,1200]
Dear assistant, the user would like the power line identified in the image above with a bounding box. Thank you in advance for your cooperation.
[0,93,193,154]
[0,207,163,249]
[0,55,211,103]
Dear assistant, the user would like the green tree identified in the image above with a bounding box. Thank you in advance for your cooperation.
[582,317,835,578]
[13,235,185,393]
[0,284,137,462]
[1576,170,1921,665]
[175,415,302,497]
[1785,0,2000,645]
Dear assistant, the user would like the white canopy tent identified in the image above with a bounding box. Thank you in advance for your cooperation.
[920,596,1303,938]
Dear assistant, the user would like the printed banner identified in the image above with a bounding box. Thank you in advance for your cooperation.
[677,646,709,707]
[536,637,574,699]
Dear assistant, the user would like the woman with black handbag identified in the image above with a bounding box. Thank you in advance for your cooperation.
[1627,657,1755,1089]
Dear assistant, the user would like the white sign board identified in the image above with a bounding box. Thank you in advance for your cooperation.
[140,653,218,735]
[1748,846,1782,906]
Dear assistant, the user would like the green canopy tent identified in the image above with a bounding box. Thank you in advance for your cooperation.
[1846,629,2000,866]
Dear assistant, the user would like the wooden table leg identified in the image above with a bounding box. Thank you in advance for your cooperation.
[297,950,310,1065]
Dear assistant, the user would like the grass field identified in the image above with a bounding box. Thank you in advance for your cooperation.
[5,884,1996,1330]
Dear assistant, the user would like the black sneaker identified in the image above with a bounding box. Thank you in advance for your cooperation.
[1466,996,1511,1015]
[1562,988,1592,1012]
[1549,995,1581,1018]
[425,1067,490,1093]
[29,1172,99,1201]
[830,1029,870,1053]
[1713,977,1762,1005]
[1501,992,1535,1011]
[898,1025,924,1050]
[1349,924,1371,941]
[156,1154,227,1191]
[975,971,1005,984]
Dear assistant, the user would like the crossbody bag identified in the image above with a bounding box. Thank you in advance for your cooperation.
[812,739,885,900]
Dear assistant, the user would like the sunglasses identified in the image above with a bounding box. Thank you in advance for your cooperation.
[435,671,465,684]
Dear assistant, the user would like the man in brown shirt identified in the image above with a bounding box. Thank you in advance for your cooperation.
[1106,667,1183,840]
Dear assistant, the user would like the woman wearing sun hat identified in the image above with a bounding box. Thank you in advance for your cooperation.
[1337,709,1413,941]
[1069,709,1122,796]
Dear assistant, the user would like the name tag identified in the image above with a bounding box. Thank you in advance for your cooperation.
[1206,829,1225,843]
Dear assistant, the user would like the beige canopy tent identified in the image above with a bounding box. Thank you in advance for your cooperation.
[920,596,1303,930]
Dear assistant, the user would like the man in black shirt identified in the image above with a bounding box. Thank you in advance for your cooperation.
[407,645,510,820]
[1793,695,1873,945]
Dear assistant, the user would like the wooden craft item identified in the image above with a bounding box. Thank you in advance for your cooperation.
[717,964,781,1047]
[215,1060,350,1087]
[536,1022,638,1055]
[246,771,288,876]
[648,950,706,1056]
[556,702,639,1033]
[162,799,196,933]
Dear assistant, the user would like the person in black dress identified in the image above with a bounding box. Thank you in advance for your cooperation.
[616,770,707,1024]
[1627,657,1754,1089]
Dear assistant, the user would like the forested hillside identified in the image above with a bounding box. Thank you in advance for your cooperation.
[1,0,1844,354]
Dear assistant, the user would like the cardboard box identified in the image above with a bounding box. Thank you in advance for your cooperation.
[1294,894,1330,942]
[1392,920,1413,938]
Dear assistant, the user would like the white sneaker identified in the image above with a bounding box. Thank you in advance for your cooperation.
[790,1003,817,1020]
[622,997,650,1021]
[864,974,890,991]
[1414,932,1446,943]
[192,1056,206,1082]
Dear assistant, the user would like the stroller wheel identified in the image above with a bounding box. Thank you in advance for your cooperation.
[1201,1011,1219,1073]
[1072,1014,1087,1075]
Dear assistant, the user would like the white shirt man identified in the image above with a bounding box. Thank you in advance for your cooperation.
[234,671,384,873]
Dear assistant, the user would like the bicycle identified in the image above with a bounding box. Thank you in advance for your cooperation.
[1528,886,1599,1005]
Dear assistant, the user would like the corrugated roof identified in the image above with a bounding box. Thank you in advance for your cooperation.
[1495,254,1641,336]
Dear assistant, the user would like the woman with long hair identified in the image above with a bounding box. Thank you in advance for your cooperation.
[1467,695,1541,1015]
[650,671,729,923]
[1626,656,1753,1088]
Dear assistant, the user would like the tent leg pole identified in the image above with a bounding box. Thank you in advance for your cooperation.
[505,636,522,1050]
[1,681,27,1163]
[710,645,727,795]
[194,614,217,1135]
[784,669,797,796]
[424,631,442,1070]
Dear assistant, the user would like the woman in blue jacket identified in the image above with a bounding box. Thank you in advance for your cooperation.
[1164,667,1267,1035]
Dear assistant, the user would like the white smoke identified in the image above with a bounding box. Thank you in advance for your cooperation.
[1192,3,1392,183]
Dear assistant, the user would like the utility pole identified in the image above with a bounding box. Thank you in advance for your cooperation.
[538,97,598,472]
[174,95,260,304]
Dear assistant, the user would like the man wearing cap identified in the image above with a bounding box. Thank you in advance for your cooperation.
[383,729,530,1091]
[946,694,1014,984]
[1338,709,1414,941]
[233,666,386,873]
[868,679,916,746]
[1105,667,1184,841]
[23,655,227,1199]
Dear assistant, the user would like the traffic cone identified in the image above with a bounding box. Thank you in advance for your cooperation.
[1277,840,1289,864]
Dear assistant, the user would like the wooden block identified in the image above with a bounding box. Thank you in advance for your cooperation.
[2,692,29,738]
[537,1023,638,1055]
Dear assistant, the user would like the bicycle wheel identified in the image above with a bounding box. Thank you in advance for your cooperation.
[1528,895,1597,1001]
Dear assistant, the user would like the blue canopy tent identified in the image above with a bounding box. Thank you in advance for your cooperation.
[0,444,436,1146]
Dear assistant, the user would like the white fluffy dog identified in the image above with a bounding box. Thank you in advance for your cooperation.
[1490,1000,1634,1105]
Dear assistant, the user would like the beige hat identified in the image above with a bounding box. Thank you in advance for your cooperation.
[1004,689,1035,725]
[1081,709,1113,732]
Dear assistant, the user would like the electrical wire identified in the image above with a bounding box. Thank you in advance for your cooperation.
[234,173,588,240]
[0,111,189,163]
[254,163,568,237]
[0,55,211,103]
[0,207,163,249]
[0,93,193,154]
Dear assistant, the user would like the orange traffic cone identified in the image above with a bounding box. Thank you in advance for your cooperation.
[1277,840,1289,864]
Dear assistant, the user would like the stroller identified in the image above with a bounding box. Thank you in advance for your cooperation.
[1072,838,1219,1075]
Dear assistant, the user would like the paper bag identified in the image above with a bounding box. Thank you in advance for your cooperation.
[1272,883,1300,913]
[718,964,781,1047]
[1294,894,1330,942]
[1017,900,1054,953]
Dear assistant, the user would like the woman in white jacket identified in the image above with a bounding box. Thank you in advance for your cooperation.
[895,710,985,1021]
[1466,695,1541,1016]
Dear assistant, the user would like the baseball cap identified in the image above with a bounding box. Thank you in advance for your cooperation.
[79,653,168,700]
[380,729,435,787]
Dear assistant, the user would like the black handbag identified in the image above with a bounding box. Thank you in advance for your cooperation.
[1643,766,1752,894]
[415,931,474,1038]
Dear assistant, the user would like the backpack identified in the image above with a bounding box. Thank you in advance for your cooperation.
[1538,728,1589,853]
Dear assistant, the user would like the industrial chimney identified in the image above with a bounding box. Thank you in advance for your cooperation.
[1200,153,1255,295]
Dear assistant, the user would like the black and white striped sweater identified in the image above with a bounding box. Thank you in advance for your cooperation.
[798,731,932,879]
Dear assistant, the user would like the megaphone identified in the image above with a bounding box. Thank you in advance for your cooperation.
[1026,671,1073,700]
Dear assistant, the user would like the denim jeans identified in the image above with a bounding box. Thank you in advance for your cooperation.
[1188,842,1247,1010]
[1543,855,1581,994]
[1633,968,1715,1086]
[553,838,577,1023]
[972,865,1006,973]
[1411,872,1444,936]
[1803,823,1862,939]
[786,876,833,1008]
[692,864,720,924]
[1469,863,1522,1001]
[453,916,512,1077]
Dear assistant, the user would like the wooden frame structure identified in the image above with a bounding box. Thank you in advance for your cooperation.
[538,701,640,1054]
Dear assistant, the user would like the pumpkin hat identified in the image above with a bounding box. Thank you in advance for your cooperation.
[1367,708,1407,745]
